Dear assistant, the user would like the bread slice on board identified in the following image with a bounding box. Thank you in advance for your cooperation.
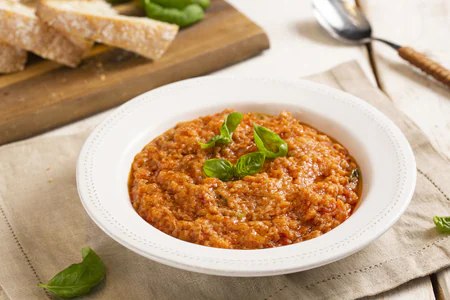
[0,0,93,67]
[36,0,179,60]
[0,42,27,73]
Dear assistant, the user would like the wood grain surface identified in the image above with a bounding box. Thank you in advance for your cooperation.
[359,0,450,162]
[360,0,450,299]
[435,270,450,300]
[0,0,269,145]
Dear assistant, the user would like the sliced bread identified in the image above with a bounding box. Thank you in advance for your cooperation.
[0,42,27,73]
[0,0,93,67]
[36,0,179,60]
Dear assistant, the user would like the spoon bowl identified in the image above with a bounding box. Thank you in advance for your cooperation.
[312,0,450,88]
[312,0,372,44]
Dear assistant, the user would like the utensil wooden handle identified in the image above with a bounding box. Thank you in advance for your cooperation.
[398,46,450,88]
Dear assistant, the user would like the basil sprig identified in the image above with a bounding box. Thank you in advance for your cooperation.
[434,216,450,233]
[235,152,265,177]
[38,247,105,298]
[199,112,243,148]
[253,124,288,158]
[203,152,265,181]
[203,158,235,181]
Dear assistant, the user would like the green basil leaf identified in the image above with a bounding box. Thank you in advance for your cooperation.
[199,112,243,148]
[38,247,105,298]
[253,124,288,158]
[219,112,244,139]
[203,158,235,181]
[434,216,450,233]
[198,135,231,149]
[235,152,265,178]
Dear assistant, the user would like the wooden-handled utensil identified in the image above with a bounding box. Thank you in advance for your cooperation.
[312,0,450,88]
[398,46,450,87]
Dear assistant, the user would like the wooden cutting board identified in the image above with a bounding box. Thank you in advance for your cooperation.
[0,0,269,145]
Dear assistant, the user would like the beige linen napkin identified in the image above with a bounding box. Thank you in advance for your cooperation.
[1,61,450,300]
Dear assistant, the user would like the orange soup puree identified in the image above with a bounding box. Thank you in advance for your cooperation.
[129,110,361,249]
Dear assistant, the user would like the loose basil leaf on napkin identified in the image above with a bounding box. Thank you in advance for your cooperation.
[434,216,450,233]
[253,124,288,158]
[38,247,105,298]
[199,112,243,148]
[203,158,235,181]
[235,152,265,178]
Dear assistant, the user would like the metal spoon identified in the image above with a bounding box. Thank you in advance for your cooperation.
[312,0,450,88]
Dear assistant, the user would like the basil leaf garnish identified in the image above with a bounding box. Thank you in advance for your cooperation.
[199,112,243,148]
[235,152,265,178]
[253,124,288,158]
[203,158,235,181]
[38,247,105,298]
[434,216,450,233]
[203,152,265,181]
[199,135,230,149]
[220,112,243,138]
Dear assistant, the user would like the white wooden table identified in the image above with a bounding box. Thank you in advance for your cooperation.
[4,0,446,299]
[359,0,450,298]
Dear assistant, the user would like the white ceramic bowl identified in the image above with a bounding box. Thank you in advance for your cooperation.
[76,77,416,277]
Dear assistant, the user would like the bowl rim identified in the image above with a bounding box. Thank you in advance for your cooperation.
[76,76,416,277]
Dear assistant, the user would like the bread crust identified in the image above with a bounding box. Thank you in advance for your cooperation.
[0,42,27,73]
[36,0,178,60]
[0,0,93,67]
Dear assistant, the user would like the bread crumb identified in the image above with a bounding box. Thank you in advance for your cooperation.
[100,74,106,81]
[46,167,51,171]
[48,178,54,183]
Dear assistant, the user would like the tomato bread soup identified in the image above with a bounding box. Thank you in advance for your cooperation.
[129,110,361,249]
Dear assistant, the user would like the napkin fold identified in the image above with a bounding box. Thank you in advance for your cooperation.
[1,61,449,300]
